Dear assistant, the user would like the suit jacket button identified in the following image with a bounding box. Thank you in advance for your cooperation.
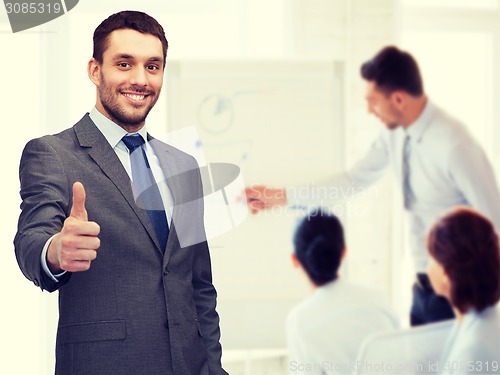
[163,269,168,276]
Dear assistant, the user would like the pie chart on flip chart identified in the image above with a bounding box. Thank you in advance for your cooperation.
[5,0,79,33]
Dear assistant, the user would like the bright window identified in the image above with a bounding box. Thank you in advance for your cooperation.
[401,31,494,156]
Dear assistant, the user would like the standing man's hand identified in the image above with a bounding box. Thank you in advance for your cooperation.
[46,182,101,273]
[244,185,287,214]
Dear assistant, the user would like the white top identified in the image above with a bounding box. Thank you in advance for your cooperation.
[286,279,399,374]
[439,304,500,374]
[287,100,500,272]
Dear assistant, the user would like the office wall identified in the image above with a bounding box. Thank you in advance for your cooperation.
[166,59,345,348]
[0,29,59,374]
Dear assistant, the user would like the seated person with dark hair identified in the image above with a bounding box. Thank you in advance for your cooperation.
[286,209,399,374]
[427,207,500,374]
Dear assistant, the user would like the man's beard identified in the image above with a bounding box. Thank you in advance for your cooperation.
[100,94,153,126]
[98,74,158,127]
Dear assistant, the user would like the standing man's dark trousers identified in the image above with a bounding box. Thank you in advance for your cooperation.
[410,273,454,326]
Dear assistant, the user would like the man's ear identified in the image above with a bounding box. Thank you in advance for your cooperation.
[88,58,101,86]
[391,90,406,108]
[291,253,301,268]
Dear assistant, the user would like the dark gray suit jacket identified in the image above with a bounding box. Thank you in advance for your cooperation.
[14,114,228,375]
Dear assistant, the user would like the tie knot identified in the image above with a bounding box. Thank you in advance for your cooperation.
[122,134,145,152]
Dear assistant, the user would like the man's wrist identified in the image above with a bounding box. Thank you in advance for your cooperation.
[41,235,66,282]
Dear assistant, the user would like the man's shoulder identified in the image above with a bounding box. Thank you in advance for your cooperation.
[416,105,479,157]
[148,137,199,166]
[23,114,93,155]
[25,128,75,149]
[427,104,470,140]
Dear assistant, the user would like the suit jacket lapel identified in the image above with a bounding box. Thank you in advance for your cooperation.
[73,114,163,254]
[147,135,184,266]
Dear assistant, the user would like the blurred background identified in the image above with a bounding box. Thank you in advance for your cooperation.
[1,0,500,373]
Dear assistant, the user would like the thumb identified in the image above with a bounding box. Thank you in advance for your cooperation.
[70,181,88,221]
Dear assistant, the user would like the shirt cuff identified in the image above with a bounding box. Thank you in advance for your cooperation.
[41,235,66,282]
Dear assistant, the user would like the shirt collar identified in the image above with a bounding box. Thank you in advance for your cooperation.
[460,305,496,329]
[405,99,435,142]
[89,107,149,149]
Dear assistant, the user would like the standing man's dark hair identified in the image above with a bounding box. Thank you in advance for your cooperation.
[361,46,424,96]
[93,10,169,68]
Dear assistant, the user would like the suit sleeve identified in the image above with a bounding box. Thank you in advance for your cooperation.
[14,137,72,292]
[189,163,228,375]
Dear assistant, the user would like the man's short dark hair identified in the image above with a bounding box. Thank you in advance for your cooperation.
[361,46,423,96]
[93,10,168,68]
[428,207,500,314]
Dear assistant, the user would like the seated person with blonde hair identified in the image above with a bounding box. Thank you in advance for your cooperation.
[427,207,500,374]
[287,209,399,374]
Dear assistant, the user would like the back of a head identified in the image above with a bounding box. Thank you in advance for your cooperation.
[93,10,168,66]
[293,209,345,287]
[428,207,500,314]
[360,45,424,96]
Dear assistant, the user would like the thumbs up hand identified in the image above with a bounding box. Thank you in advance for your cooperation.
[47,182,101,273]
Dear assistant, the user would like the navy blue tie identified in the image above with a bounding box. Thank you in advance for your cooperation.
[122,134,169,252]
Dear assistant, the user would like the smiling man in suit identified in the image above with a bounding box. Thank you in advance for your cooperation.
[14,10,227,375]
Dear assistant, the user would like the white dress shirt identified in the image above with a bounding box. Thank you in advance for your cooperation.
[286,279,399,374]
[41,108,173,281]
[438,304,500,374]
[287,100,500,272]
